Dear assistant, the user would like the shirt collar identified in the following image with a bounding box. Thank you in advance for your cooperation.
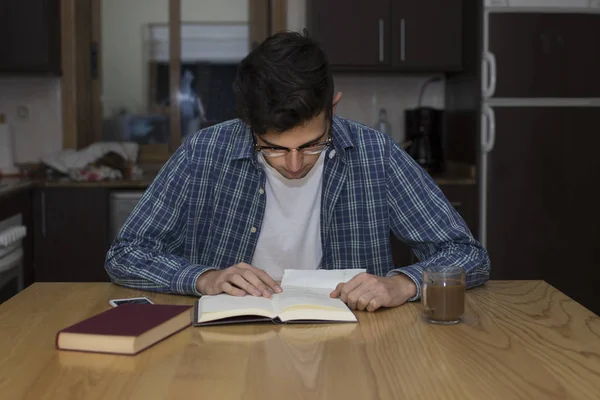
[232,115,354,162]
[232,123,255,161]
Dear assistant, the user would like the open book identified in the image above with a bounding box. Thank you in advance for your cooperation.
[193,269,365,326]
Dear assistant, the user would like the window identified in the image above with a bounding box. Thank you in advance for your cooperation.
[62,0,286,164]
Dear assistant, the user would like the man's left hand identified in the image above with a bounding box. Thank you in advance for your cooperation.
[330,273,417,312]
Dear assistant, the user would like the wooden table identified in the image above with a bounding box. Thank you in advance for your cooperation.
[1,281,599,400]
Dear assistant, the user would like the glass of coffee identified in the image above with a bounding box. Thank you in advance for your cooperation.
[422,265,466,324]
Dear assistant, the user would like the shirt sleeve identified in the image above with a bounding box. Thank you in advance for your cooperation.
[385,141,491,301]
[104,141,217,296]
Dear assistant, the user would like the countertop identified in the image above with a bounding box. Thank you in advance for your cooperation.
[1,281,599,399]
[0,177,153,199]
[0,163,476,199]
[0,178,34,199]
[1,173,475,198]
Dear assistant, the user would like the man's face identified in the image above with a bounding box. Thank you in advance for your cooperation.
[256,111,330,180]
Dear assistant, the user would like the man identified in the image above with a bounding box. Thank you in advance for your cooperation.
[105,31,490,312]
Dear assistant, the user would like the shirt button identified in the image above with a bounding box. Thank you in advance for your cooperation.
[259,188,265,195]
[250,227,257,233]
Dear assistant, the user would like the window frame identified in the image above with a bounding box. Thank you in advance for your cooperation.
[61,0,287,164]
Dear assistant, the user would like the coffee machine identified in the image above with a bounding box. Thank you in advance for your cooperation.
[404,77,445,174]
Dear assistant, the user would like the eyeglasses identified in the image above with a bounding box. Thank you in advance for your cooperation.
[254,111,334,158]
[254,136,333,158]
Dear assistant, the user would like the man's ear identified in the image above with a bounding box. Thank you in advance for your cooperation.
[332,91,343,113]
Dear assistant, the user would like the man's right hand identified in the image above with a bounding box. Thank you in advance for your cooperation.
[196,263,282,298]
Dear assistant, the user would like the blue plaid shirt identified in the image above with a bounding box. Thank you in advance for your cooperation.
[105,116,490,300]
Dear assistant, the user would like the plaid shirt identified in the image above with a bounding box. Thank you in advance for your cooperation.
[105,116,490,300]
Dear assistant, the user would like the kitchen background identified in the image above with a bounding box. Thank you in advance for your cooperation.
[0,1,444,161]
[1,0,599,315]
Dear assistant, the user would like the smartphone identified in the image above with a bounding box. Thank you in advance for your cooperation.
[109,297,154,307]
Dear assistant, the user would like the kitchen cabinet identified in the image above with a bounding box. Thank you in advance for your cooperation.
[0,0,61,74]
[390,0,462,70]
[488,13,600,98]
[485,107,600,315]
[33,188,111,282]
[306,0,391,67]
[391,183,477,268]
[307,0,463,72]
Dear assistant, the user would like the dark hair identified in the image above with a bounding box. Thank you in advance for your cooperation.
[232,30,334,135]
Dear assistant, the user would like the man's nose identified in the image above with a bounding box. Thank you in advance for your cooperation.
[285,150,303,172]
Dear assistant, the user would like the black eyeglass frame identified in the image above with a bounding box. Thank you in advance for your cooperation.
[253,112,334,158]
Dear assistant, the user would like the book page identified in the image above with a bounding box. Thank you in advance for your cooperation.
[196,294,276,323]
[272,287,357,322]
[280,269,366,290]
[272,287,351,312]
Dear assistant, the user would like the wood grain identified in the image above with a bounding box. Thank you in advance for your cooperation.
[0,281,598,400]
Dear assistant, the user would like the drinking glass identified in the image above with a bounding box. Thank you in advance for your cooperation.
[422,265,466,324]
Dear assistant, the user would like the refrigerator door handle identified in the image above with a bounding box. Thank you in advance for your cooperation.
[478,105,494,248]
[482,105,496,153]
[379,19,385,63]
[482,51,497,98]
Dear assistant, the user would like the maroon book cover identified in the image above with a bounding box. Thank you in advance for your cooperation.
[57,304,192,338]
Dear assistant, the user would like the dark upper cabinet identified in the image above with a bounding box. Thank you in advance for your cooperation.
[307,0,463,72]
[391,0,463,70]
[0,0,61,74]
[488,13,600,98]
[33,188,111,282]
[307,0,391,67]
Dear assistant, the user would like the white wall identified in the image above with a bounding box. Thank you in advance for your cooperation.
[0,77,62,162]
[333,75,444,144]
[101,0,248,117]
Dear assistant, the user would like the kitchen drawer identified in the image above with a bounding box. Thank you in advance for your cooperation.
[33,188,111,282]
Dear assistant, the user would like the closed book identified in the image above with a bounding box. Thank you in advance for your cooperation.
[56,304,192,355]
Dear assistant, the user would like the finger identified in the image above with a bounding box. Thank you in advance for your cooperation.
[242,270,272,298]
[366,296,384,312]
[221,281,246,297]
[340,274,367,303]
[249,267,282,293]
[330,283,344,298]
[238,263,282,293]
[346,283,372,310]
[229,274,262,296]
[356,290,378,311]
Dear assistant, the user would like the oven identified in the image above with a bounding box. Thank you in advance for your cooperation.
[0,213,26,303]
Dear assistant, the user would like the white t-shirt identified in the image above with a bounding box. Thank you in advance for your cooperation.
[251,152,326,281]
